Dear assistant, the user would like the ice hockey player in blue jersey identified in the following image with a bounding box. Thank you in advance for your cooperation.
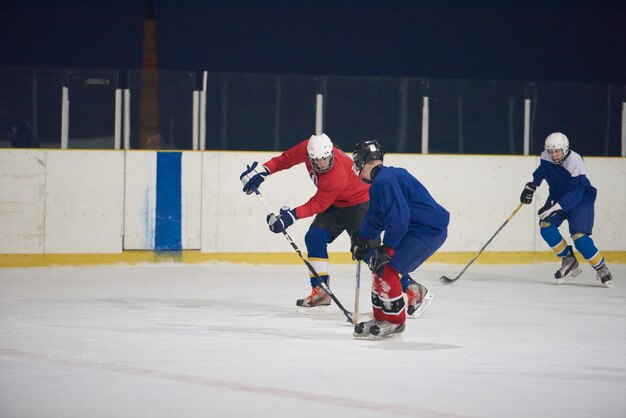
[350,140,449,339]
[520,132,612,287]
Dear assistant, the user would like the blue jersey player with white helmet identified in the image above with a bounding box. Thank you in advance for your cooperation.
[520,132,613,287]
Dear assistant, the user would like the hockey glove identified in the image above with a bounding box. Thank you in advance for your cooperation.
[350,235,370,261]
[538,200,563,221]
[267,207,297,233]
[369,246,394,277]
[240,162,269,195]
[520,182,536,204]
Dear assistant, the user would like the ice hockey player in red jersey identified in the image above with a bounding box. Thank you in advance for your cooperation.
[240,133,370,311]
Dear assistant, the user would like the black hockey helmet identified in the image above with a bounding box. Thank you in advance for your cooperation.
[352,140,384,175]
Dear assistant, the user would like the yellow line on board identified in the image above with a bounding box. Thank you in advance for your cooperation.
[1,251,624,268]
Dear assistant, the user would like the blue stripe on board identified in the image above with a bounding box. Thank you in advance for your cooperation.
[155,152,182,250]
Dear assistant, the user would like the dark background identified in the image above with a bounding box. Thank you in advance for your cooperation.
[1,0,625,84]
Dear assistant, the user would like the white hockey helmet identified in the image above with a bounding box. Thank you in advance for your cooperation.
[544,132,569,164]
[307,133,334,173]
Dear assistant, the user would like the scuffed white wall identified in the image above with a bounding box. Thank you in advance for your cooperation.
[0,150,624,255]
[123,151,157,249]
[210,152,626,253]
[0,150,46,253]
[44,151,124,253]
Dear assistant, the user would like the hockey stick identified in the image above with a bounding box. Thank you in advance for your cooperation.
[353,261,361,326]
[253,189,353,322]
[440,202,524,285]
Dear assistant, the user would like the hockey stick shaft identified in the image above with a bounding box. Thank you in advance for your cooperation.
[353,261,361,326]
[441,202,524,284]
[253,189,353,321]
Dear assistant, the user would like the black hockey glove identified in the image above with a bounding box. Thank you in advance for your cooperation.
[369,246,393,277]
[538,200,563,222]
[350,235,370,261]
[520,182,536,204]
[267,207,297,233]
[240,162,269,195]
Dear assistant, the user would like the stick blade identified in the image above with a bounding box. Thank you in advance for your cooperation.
[439,275,457,285]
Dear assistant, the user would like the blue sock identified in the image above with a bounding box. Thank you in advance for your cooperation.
[573,234,604,268]
[400,275,410,292]
[540,225,569,257]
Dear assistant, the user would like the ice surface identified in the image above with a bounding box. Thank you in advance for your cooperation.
[1,262,625,418]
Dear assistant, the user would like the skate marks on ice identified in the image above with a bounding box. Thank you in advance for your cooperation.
[0,347,474,418]
[434,263,612,288]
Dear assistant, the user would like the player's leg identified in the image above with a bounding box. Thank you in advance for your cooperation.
[296,208,343,309]
[393,231,447,317]
[295,227,333,309]
[568,205,613,287]
[354,263,405,339]
[539,211,581,283]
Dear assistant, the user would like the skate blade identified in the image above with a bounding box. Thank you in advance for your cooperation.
[601,279,614,288]
[555,267,582,285]
[296,305,332,314]
[407,292,434,319]
[353,330,405,340]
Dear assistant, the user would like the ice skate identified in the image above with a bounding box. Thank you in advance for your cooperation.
[406,280,434,319]
[554,246,582,284]
[354,319,404,340]
[296,286,331,313]
[596,264,613,288]
[369,321,405,339]
[353,318,378,338]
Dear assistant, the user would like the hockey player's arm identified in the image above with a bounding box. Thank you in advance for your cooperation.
[521,164,545,204]
[263,141,308,174]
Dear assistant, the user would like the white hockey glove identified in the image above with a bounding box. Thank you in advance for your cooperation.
[240,162,269,195]
[267,207,297,233]
[538,201,563,221]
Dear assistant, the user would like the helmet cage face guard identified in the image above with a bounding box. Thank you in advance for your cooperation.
[544,132,569,164]
[310,154,334,173]
[307,134,334,173]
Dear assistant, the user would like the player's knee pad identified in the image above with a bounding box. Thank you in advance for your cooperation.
[376,265,405,320]
[539,223,563,246]
[304,227,332,259]
[572,233,601,263]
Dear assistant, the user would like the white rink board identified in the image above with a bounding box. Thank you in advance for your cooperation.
[181,152,202,249]
[123,152,157,249]
[215,152,625,252]
[585,158,626,250]
[0,150,46,253]
[44,151,124,253]
[0,150,624,255]
[385,154,543,252]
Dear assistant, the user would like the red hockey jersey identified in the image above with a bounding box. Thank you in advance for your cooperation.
[263,140,370,219]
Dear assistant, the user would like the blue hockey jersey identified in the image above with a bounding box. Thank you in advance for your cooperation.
[531,150,597,212]
[358,166,449,248]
